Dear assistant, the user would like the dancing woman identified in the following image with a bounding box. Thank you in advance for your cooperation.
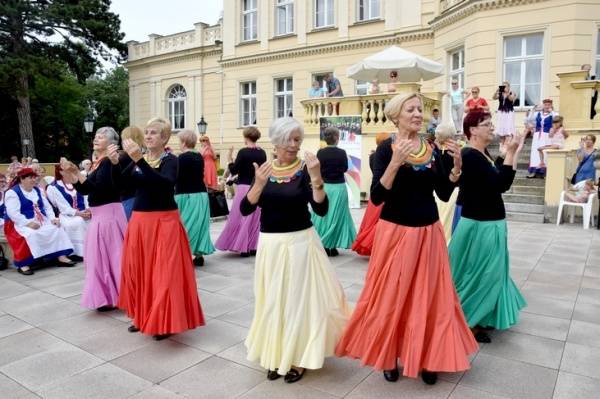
[448,110,526,343]
[117,117,204,340]
[62,127,127,310]
[215,127,266,256]
[241,117,350,383]
[335,93,477,385]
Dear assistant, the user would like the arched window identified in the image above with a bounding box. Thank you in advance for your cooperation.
[168,85,186,130]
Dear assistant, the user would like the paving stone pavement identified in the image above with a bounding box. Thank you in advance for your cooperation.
[0,208,599,399]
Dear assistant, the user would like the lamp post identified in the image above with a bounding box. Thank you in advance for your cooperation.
[197,116,207,136]
[83,116,95,160]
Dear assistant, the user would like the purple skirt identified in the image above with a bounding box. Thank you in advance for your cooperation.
[215,184,261,253]
[81,202,127,309]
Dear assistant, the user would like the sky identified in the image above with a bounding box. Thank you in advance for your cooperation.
[110,0,224,42]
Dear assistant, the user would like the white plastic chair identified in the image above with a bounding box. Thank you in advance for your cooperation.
[556,191,597,229]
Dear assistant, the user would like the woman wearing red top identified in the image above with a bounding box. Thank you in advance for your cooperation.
[464,87,489,113]
[200,136,218,189]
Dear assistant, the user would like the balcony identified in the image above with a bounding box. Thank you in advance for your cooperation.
[300,83,442,136]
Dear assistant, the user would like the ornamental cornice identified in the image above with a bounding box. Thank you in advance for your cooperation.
[126,47,221,69]
[219,29,434,68]
[429,0,549,31]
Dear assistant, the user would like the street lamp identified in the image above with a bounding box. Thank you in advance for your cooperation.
[84,116,95,135]
[197,116,207,136]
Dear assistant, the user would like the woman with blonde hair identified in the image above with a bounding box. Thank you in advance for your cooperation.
[351,131,390,256]
[336,93,477,385]
[175,129,215,266]
[241,117,350,383]
[199,135,218,189]
[117,117,205,340]
[118,126,145,220]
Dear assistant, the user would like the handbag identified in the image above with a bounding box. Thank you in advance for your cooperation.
[571,150,596,184]
[208,189,229,218]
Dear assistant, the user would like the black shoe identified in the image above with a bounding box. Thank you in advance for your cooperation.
[249,250,257,256]
[240,252,250,258]
[267,369,281,381]
[284,368,305,383]
[153,333,172,341]
[421,371,438,385]
[56,259,76,267]
[193,256,204,267]
[330,248,339,257]
[96,305,116,312]
[127,325,140,333]
[383,368,399,382]
[68,255,84,262]
[324,248,331,256]
[475,331,492,343]
[479,325,495,331]
[17,267,34,276]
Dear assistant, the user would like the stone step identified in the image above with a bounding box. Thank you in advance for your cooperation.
[505,202,545,214]
[506,211,545,223]
[502,193,544,205]
[509,185,545,195]
[513,176,546,186]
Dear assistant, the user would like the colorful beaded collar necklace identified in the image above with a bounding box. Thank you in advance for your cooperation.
[392,136,434,170]
[269,158,303,184]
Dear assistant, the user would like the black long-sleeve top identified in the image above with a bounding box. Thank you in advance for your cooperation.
[458,147,516,221]
[118,152,137,201]
[176,151,207,194]
[370,138,455,227]
[317,146,348,184]
[228,147,267,185]
[74,158,120,207]
[240,166,329,233]
[118,153,178,211]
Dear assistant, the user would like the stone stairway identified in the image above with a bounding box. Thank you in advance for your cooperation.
[491,138,546,223]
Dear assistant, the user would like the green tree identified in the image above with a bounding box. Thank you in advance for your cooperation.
[0,0,126,158]
[86,66,129,132]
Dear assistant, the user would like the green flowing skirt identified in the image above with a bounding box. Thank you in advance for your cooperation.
[448,217,526,329]
[311,182,356,249]
[175,192,215,256]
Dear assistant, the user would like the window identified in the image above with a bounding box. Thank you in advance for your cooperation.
[357,0,380,21]
[449,47,465,90]
[242,0,258,41]
[503,33,544,107]
[275,78,293,118]
[240,81,257,126]
[315,0,334,28]
[276,0,294,35]
[313,72,332,92]
[596,31,600,75]
[355,80,369,95]
[168,85,186,130]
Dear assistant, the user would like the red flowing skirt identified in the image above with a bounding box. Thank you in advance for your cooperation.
[351,200,382,256]
[118,210,205,335]
[336,219,477,378]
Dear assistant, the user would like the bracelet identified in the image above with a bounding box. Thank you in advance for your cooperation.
[312,181,324,190]
[450,168,462,177]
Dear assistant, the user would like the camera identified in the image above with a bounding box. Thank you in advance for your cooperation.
[498,85,506,92]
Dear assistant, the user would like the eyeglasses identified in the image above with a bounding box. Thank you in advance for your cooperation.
[478,122,493,127]
[471,91,479,94]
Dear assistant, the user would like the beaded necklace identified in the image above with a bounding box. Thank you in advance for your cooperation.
[144,151,168,169]
[392,136,434,170]
[269,158,303,184]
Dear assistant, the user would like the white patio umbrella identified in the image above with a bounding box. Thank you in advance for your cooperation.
[347,46,444,83]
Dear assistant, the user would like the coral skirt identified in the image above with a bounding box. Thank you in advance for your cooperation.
[336,219,478,378]
[351,200,382,256]
[118,210,205,335]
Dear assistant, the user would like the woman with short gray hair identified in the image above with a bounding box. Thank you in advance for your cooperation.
[311,126,356,256]
[60,126,127,312]
[240,117,350,383]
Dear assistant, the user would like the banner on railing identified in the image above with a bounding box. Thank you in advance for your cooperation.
[319,116,362,209]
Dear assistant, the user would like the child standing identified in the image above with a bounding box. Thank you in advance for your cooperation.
[538,115,568,168]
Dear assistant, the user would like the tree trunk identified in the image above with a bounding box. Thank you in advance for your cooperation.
[15,74,36,158]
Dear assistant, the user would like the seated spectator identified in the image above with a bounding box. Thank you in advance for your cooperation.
[537,115,568,167]
[464,87,489,113]
[3,167,75,275]
[308,81,325,98]
[387,70,399,93]
[574,134,598,183]
[369,79,381,94]
[565,179,596,203]
[46,164,91,260]
[427,108,441,137]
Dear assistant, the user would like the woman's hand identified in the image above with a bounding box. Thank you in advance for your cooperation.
[107,144,120,165]
[390,139,414,167]
[445,139,462,171]
[506,131,525,154]
[253,161,273,188]
[304,151,321,181]
[60,159,81,183]
[123,139,143,162]
[26,221,40,230]
[51,218,60,227]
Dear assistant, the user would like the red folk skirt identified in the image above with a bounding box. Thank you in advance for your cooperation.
[118,210,205,335]
[336,219,478,378]
[351,200,382,256]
